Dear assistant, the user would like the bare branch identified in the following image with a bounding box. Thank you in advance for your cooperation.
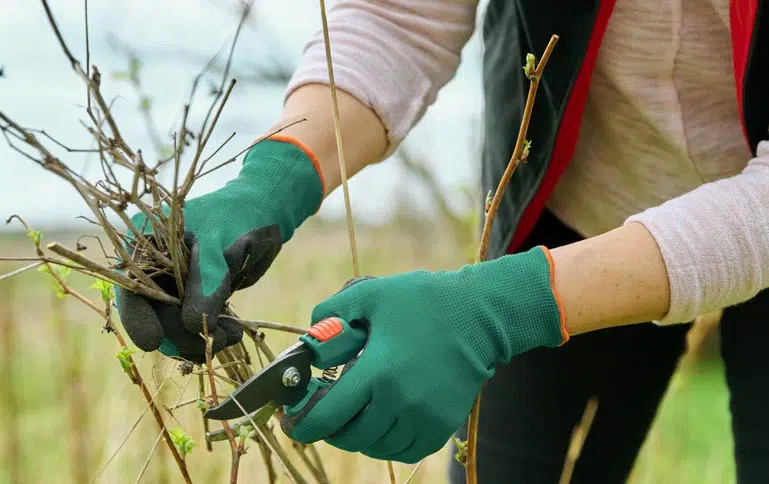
[40,0,80,68]
[465,35,560,484]
[220,315,305,335]
[47,242,180,305]
[0,262,44,282]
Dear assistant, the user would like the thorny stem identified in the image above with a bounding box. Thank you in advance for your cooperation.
[199,374,214,452]
[466,34,560,484]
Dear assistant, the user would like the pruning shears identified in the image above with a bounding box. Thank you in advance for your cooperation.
[203,317,367,423]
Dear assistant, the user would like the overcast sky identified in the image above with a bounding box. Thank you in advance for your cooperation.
[0,1,486,230]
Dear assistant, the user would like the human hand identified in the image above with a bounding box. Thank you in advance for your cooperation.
[116,136,324,363]
[280,246,568,463]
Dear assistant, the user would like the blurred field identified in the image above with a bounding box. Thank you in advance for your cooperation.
[0,220,736,483]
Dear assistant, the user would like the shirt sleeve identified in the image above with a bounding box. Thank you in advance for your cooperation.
[625,140,769,324]
[285,0,479,156]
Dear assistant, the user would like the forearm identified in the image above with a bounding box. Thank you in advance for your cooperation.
[262,1,476,197]
[551,139,769,337]
[272,83,388,197]
[282,1,477,160]
[550,222,671,336]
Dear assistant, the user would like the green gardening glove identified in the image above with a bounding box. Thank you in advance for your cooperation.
[280,245,569,463]
[116,136,324,363]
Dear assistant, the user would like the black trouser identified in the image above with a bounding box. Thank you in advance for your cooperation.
[447,209,769,483]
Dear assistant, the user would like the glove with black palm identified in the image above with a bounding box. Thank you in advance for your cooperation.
[115,136,324,363]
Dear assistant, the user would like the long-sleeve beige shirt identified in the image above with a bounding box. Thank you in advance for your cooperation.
[286,0,769,325]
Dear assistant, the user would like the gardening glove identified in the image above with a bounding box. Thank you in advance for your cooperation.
[116,136,324,363]
[280,245,569,464]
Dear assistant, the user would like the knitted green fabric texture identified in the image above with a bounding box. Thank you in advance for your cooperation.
[116,138,322,362]
[285,246,564,463]
[183,138,322,297]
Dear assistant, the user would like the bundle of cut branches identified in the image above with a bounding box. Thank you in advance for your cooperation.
[0,2,331,483]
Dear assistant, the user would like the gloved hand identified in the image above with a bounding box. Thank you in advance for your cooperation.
[280,245,569,463]
[116,136,324,363]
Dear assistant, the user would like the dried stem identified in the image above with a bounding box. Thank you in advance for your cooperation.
[46,242,180,305]
[221,315,305,335]
[87,368,180,483]
[135,429,165,484]
[559,397,599,484]
[402,460,425,484]
[466,35,560,484]
[317,2,391,480]
[0,261,43,281]
[202,314,241,484]
[318,0,360,278]
[3,2,330,482]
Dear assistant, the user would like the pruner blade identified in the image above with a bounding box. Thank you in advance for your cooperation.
[203,341,313,420]
[204,317,368,421]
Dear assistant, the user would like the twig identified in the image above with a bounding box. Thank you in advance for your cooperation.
[220,315,305,335]
[46,242,180,305]
[135,429,165,484]
[213,372,307,484]
[194,117,307,180]
[137,375,195,483]
[258,438,278,484]
[291,442,329,484]
[465,34,560,484]
[305,444,330,484]
[179,79,237,199]
[202,314,241,484]
[5,215,109,317]
[559,397,599,484]
[316,3,389,481]
[0,261,43,281]
[318,0,360,278]
[3,2,324,482]
[87,368,176,483]
[40,0,78,68]
[403,460,425,484]
[84,0,91,109]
